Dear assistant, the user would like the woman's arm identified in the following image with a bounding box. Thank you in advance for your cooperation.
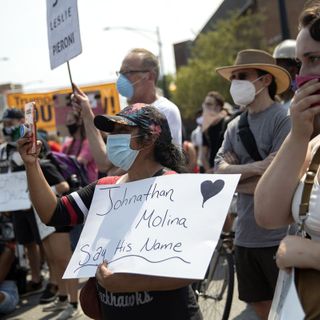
[96,262,194,292]
[17,138,58,224]
[276,236,320,271]
[71,84,114,173]
[255,79,320,229]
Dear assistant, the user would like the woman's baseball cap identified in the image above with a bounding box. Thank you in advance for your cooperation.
[94,103,172,143]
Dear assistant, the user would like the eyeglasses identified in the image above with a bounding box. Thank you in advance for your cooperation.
[116,70,150,76]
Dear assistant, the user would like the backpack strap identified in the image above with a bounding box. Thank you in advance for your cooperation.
[238,111,263,161]
[299,147,320,223]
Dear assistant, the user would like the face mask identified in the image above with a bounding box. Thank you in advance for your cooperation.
[106,134,140,171]
[116,74,134,99]
[66,123,79,136]
[2,126,20,141]
[230,76,264,106]
[196,116,203,126]
[116,73,147,99]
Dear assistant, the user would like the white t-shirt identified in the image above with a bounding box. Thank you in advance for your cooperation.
[292,179,320,241]
[152,96,182,146]
[292,144,320,241]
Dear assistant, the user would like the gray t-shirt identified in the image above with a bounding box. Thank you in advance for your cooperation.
[215,103,290,247]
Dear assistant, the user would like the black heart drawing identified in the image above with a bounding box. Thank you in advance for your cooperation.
[201,179,225,208]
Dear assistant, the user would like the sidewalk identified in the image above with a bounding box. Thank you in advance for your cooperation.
[3,279,259,320]
[3,279,90,320]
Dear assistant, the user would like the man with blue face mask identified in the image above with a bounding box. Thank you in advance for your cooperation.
[214,49,292,319]
[116,48,182,147]
[71,48,182,176]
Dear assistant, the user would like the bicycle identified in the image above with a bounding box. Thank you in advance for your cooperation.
[194,231,235,320]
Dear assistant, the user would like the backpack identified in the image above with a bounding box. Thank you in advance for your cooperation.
[46,151,89,189]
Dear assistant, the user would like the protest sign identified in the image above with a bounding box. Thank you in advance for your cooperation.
[63,173,240,279]
[47,0,82,69]
[5,82,120,133]
[268,269,305,320]
[0,171,31,211]
[34,210,55,240]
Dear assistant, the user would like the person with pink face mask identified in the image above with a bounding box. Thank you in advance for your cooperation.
[255,1,320,318]
[214,49,291,319]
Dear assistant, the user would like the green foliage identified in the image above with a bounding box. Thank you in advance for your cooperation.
[172,10,270,119]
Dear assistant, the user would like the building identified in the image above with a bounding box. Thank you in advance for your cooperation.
[174,0,306,70]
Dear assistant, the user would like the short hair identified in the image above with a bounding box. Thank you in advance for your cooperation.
[130,48,160,83]
[257,69,277,100]
[299,0,320,41]
[206,91,225,108]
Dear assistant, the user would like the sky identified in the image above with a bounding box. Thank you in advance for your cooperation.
[0,0,223,92]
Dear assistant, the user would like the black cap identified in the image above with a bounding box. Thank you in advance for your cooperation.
[1,108,24,122]
[94,104,172,144]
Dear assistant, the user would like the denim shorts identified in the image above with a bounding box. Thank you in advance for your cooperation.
[0,280,19,314]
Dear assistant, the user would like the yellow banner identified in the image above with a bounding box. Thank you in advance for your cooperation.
[6,83,120,133]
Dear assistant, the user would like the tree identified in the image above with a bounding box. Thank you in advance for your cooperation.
[172,10,269,119]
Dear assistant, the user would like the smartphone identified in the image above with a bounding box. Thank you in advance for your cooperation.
[24,102,37,154]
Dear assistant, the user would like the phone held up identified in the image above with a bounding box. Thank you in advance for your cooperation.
[22,102,37,154]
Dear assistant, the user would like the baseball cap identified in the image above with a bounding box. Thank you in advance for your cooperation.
[94,103,172,143]
[1,108,24,122]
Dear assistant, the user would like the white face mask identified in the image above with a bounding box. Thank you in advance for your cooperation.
[230,76,265,106]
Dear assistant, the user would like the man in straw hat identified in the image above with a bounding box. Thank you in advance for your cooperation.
[214,49,291,319]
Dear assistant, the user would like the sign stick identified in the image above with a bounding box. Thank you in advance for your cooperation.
[67,61,75,93]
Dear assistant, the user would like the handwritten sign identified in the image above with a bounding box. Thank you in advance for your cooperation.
[34,210,55,240]
[63,174,240,279]
[0,171,31,211]
[46,0,82,69]
[268,269,305,320]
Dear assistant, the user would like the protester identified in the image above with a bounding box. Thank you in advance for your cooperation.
[214,49,291,319]
[273,39,301,111]
[182,136,198,173]
[59,109,96,318]
[17,103,203,320]
[200,91,228,173]
[71,48,182,176]
[0,108,44,296]
[191,109,204,173]
[0,241,19,316]
[255,2,320,316]
[47,132,62,152]
[62,109,97,183]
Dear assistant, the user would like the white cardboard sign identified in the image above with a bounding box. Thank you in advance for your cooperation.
[64,174,240,279]
[0,171,31,211]
[46,0,82,69]
[268,269,305,320]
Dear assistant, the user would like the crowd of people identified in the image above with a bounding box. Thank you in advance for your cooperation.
[0,1,320,319]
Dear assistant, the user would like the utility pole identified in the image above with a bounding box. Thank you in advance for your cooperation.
[278,0,291,40]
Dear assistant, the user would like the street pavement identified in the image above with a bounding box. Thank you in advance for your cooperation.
[3,277,259,320]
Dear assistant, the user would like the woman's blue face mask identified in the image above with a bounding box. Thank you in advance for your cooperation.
[106,134,141,171]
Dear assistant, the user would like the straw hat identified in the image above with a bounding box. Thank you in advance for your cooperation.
[216,49,291,94]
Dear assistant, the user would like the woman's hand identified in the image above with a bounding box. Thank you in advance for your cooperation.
[95,261,119,291]
[290,79,320,140]
[16,137,42,165]
[71,83,94,118]
[276,235,320,271]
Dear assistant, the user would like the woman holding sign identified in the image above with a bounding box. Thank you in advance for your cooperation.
[255,2,320,318]
[17,104,202,320]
